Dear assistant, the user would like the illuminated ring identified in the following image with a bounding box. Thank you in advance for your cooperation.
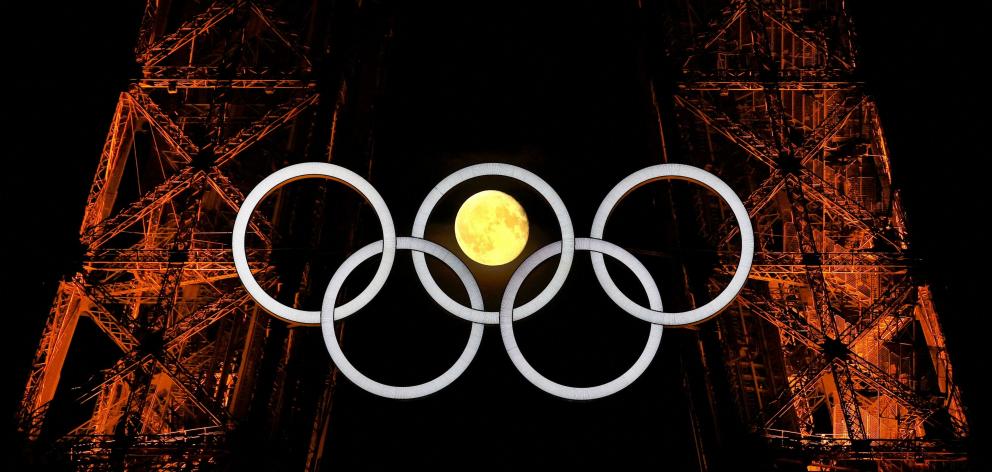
[411,163,574,325]
[234,161,753,400]
[232,162,396,325]
[590,164,753,326]
[321,236,484,399]
[500,237,664,400]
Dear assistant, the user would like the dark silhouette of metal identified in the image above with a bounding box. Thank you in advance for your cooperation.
[17,1,969,470]
[17,0,391,468]
[656,0,968,468]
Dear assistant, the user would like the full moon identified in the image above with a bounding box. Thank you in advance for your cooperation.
[454,190,529,266]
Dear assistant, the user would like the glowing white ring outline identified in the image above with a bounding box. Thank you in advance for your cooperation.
[411,163,574,325]
[499,238,664,400]
[232,162,396,325]
[320,237,484,399]
[590,164,754,326]
[232,161,754,400]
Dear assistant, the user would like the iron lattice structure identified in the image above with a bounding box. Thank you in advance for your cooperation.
[16,0,970,470]
[17,0,391,469]
[656,0,969,468]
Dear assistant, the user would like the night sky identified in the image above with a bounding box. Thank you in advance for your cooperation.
[2,1,990,469]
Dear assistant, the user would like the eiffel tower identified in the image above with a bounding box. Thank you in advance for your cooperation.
[653,0,969,469]
[16,0,391,468]
[16,1,970,470]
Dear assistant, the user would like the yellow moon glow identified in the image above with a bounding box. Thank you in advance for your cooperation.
[455,190,529,266]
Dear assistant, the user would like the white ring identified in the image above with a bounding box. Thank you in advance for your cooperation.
[411,163,575,325]
[589,164,753,326]
[499,237,664,400]
[234,161,754,400]
[321,237,484,399]
[232,162,396,325]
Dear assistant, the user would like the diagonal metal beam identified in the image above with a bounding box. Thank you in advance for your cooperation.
[758,8,855,72]
[139,1,243,66]
[72,272,272,411]
[747,2,868,435]
[782,174,867,440]
[738,288,825,350]
[81,95,137,235]
[841,279,915,345]
[762,360,829,431]
[163,286,257,349]
[73,294,232,427]
[845,354,938,420]
[205,168,274,247]
[17,282,83,439]
[797,95,865,164]
[795,171,898,248]
[675,94,778,168]
[72,273,235,427]
[686,91,880,248]
[716,170,786,246]
[81,168,202,249]
[80,90,306,249]
[682,0,748,68]
[213,93,319,166]
[249,3,313,70]
[127,87,199,161]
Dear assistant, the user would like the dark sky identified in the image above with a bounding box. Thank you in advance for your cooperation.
[2,1,990,469]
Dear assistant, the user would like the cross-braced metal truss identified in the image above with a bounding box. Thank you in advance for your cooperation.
[17,1,971,471]
[660,0,968,468]
[15,1,354,469]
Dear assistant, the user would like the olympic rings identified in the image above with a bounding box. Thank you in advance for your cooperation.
[233,161,753,400]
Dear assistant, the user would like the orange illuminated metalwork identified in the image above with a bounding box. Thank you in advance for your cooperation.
[17,1,336,468]
[16,0,969,470]
[661,0,969,467]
